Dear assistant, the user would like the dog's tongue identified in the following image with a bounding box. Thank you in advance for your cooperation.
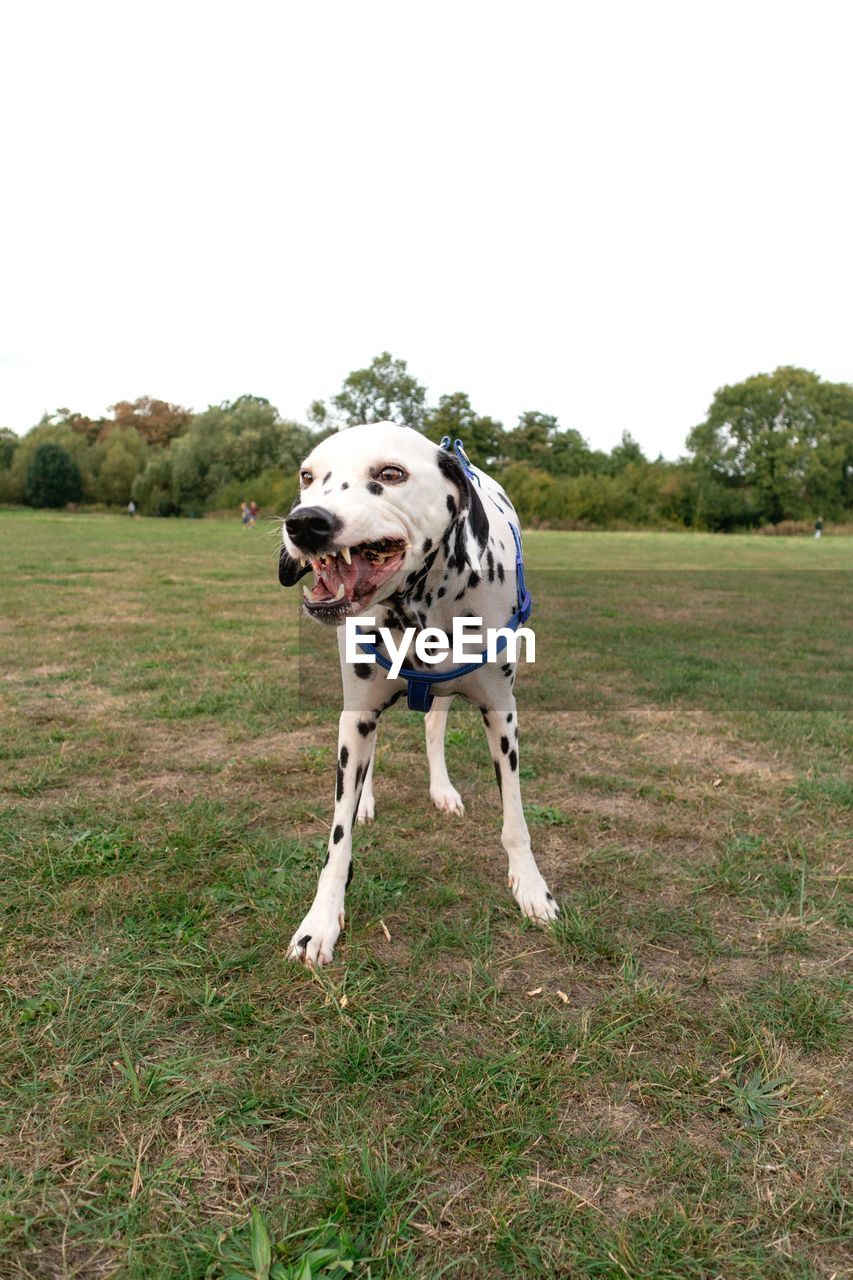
[315,551,390,600]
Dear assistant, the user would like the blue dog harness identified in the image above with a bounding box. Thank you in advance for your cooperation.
[355,437,532,713]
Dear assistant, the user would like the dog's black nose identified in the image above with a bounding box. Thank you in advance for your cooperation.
[285,505,339,554]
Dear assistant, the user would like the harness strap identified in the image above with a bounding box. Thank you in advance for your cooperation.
[356,438,532,712]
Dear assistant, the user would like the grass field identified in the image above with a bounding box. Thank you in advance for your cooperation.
[1,510,851,1280]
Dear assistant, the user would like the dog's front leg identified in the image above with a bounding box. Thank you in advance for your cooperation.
[288,709,377,966]
[481,694,560,925]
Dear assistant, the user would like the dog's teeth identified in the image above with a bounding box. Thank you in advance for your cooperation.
[333,584,346,601]
[302,585,315,600]
[340,546,351,565]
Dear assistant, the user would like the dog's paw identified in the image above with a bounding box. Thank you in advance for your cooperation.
[508,870,561,926]
[356,792,375,823]
[430,784,465,816]
[287,905,344,967]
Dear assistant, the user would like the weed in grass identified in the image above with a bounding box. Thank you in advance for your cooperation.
[523,804,572,827]
[213,1206,367,1280]
[723,1066,793,1130]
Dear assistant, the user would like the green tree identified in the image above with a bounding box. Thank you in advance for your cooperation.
[326,352,427,429]
[93,427,149,505]
[688,366,853,524]
[423,392,505,467]
[0,427,19,470]
[503,412,602,477]
[131,450,175,516]
[505,411,559,467]
[141,396,314,515]
[25,443,83,508]
[606,430,645,473]
[549,427,599,476]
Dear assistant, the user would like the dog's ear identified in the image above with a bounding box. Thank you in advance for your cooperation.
[279,545,311,587]
[437,448,489,571]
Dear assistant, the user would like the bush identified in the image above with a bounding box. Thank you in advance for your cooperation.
[24,443,83,508]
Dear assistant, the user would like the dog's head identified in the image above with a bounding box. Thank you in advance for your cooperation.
[280,422,489,623]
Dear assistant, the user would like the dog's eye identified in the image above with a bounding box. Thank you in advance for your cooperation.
[377,466,407,484]
[300,470,313,486]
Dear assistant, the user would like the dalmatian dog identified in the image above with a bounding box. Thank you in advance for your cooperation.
[279,422,560,966]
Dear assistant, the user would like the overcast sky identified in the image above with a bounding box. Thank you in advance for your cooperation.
[2,1,851,457]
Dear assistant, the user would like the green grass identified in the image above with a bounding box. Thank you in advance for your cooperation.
[0,510,851,1278]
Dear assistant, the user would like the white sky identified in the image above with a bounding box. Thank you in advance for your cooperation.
[2,1,851,458]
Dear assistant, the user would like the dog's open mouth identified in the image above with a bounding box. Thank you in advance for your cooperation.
[301,537,408,620]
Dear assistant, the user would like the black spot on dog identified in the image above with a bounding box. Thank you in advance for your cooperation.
[333,824,344,844]
[340,745,349,769]
[497,563,505,583]
[486,548,495,582]
[298,934,312,948]
[506,712,513,723]
[437,586,446,598]
[446,494,457,516]
[546,892,554,902]
[501,663,512,677]
[341,481,349,490]
[422,537,433,552]
[493,760,503,794]
[323,471,332,484]
[468,572,480,590]
[336,764,344,800]
[500,735,509,754]
[354,663,373,680]
[509,749,518,771]
[357,720,375,736]
[380,690,405,710]
[354,762,364,789]
[346,859,353,887]
[425,592,433,607]
[454,588,466,601]
[366,480,383,496]
[515,726,519,740]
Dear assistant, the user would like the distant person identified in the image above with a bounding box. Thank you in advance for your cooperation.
[815,516,823,539]
[240,501,251,529]
[127,500,136,517]
[249,500,258,528]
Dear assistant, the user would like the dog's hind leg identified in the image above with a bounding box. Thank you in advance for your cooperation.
[356,743,376,823]
[425,695,465,816]
[481,693,559,925]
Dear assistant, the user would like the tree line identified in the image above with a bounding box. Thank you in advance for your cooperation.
[1,357,851,529]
